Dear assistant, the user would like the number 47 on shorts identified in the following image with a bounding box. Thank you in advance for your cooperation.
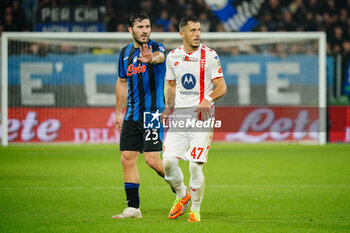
[190,147,204,160]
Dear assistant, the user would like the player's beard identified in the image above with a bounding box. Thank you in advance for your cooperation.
[189,41,200,49]
[132,31,150,46]
[189,38,200,49]
[190,43,200,49]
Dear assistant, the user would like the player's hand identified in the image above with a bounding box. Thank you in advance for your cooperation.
[114,113,123,133]
[195,99,211,121]
[138,44,153,63]
[161,107,172,127]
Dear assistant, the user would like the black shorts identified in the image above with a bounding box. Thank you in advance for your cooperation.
[119,120,163,152]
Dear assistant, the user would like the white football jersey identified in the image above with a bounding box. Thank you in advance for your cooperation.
[165,44,224,108]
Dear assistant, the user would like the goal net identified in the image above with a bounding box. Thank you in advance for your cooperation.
[1,32,326,145]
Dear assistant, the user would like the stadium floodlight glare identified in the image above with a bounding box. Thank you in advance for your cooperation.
[1,32,326,146]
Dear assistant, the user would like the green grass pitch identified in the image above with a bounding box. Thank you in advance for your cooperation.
[0,143,350,233]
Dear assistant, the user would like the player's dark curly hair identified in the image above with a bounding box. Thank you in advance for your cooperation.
[128,13,150,27]
[179,15,199,31]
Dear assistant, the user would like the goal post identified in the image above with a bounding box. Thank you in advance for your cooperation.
[318,32,327,146]
[1,32,327,146]
[1,33,9,146]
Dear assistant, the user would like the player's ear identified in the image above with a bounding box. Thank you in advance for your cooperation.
[180,31,184,39]
[128,26,133,34]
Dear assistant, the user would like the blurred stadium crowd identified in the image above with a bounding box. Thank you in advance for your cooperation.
[1,0,350,56]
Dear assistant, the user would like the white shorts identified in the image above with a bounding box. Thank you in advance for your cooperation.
[163,129,213,163]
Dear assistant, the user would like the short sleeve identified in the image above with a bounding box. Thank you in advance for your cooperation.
[165,55,176,81]
[151,42,166,55]
[208,51,224,80]
[118,49,126,79]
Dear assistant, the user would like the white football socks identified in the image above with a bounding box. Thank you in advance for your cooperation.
[163,158,187,199]
[164,158,206,210]
[189,161,205,212]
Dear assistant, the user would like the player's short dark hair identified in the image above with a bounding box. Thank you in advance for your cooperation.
[128,13,150,27]
[179,15,199,31]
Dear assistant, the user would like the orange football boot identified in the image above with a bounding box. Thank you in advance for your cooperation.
[187,210,201,222]
[168,190,191,219]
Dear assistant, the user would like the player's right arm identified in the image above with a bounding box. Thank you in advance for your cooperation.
[161,54,176,125]
[161,80,176,125]
[114,78,128,132]
[114,48,128,132]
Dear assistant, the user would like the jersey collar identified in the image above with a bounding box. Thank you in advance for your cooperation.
[181,43,202,55]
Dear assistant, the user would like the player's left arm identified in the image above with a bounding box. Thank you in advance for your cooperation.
[150,51,165,64]
[209,77,227,102]
[196,51,227,120]
[196,77,227,120]
[138,44,165,64]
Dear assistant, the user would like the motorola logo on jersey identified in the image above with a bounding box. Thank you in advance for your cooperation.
[181,73,196,90]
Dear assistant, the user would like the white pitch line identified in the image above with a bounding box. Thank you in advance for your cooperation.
[1,184,349,191]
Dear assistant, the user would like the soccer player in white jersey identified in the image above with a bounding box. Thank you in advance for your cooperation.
[161,15,227,222]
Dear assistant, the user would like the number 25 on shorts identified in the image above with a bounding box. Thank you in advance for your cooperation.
[190,147,204,160]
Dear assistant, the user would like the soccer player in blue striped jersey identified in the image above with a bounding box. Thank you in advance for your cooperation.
[112,13,170,219]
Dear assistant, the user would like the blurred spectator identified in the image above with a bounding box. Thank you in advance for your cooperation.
[343,40,350,58]
[153,0,173,19]
[3,7,19,31]
[289,0,306,24]
[172,0,187,19]
[194,0,208,15]
[261,12,277,31]
[184,4,194,17]
[216,23,225,32]
[168,23,177,32]
[152,23,164,32]
[266,0,283,22]
[305,0,322,15]
[303,12,318,31]
[22,0,38,26]
[278,9,297,31]
[0,22,4,34]
[116,23,126,32]
[106,2,117,32]
[141,0,154,21]
[322,0,338,25]
[169,15,179,31]
[198,12,210,32]
[339,8,348,32]
[155,10,172,32]
[11,0,27,28]
[0,0,349,58]
[258,24,268,32]
[329,25,344,54]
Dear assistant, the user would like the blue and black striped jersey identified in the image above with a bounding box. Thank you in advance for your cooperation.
[118,40,166,122]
